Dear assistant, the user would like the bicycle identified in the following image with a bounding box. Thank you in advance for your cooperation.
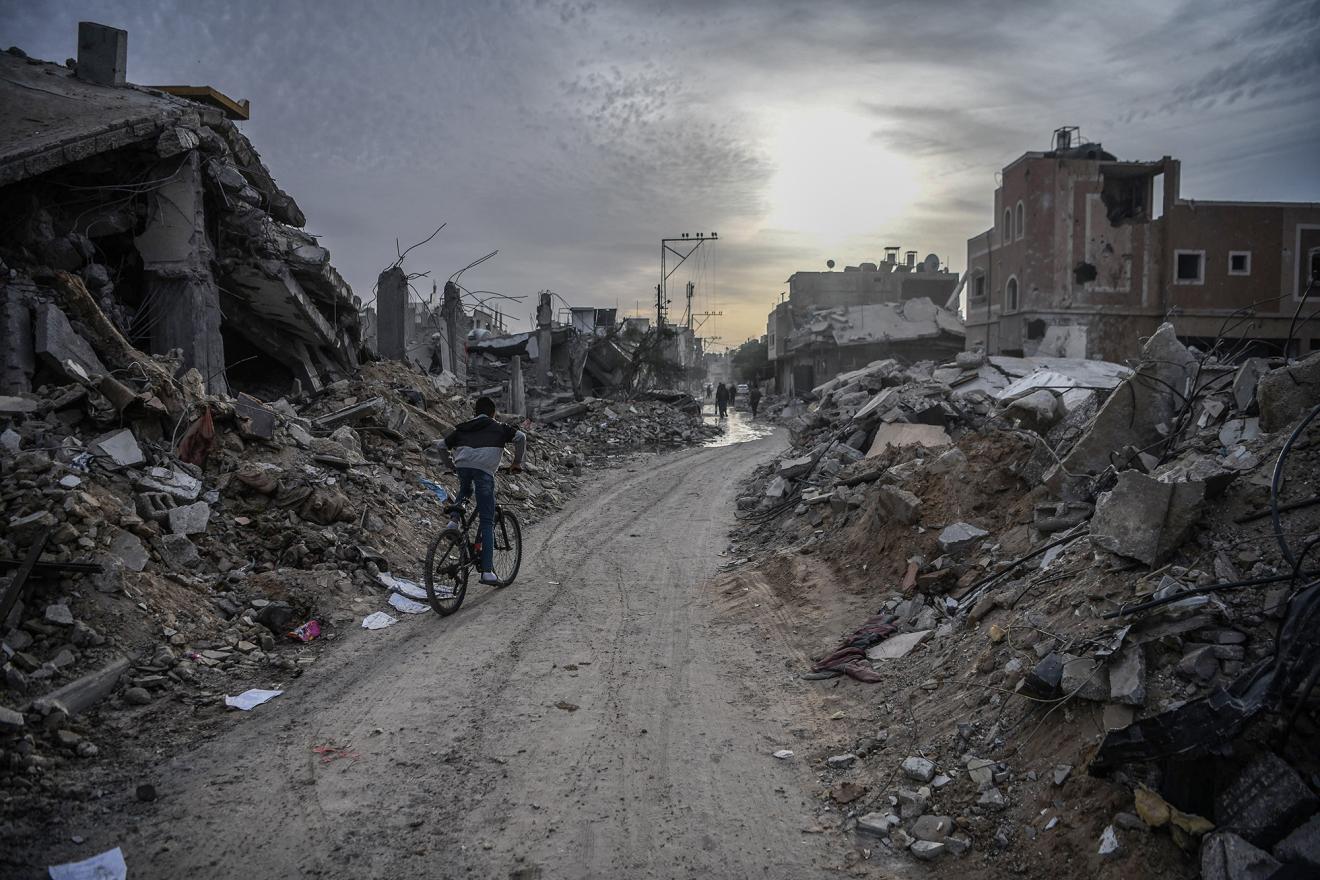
[421,477,523,616]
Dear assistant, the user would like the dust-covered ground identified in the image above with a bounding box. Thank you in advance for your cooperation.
[15,415,905,879]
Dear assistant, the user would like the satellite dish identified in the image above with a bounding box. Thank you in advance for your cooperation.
[826,259,835,269]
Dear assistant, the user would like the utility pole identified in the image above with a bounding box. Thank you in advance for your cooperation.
[659,232,717,329]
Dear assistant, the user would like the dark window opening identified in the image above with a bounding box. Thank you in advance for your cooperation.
[1005,278,1019,312]
[1229,252,1250,275]
[1074,261,1098,284]
[1026,319,1046,340]
[972,275,986,299]
[1310,249,1320,283]
[1176,252,1203,283]
[1100,173,1151,226]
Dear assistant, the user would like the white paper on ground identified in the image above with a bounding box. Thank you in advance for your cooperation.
[48,846,127,880]
[224,688,283,711]
[361,611,398,630]
[388,593,430,614]
[376,572,428,599]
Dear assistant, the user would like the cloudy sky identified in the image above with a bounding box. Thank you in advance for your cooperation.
[5,0,1319,346]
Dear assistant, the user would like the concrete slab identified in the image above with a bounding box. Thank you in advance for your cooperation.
[91,428,144,467]
[31,656,130,717]
[866,629,931,660]
[865,423,950,458]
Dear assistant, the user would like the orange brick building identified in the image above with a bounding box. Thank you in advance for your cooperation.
[964,127,1320,362]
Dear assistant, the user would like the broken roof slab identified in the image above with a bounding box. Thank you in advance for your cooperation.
[790,298,966,350]
[0,53,197,187]
[951,356,1131,400]
[226,259,339,349]
[0,53,304,227]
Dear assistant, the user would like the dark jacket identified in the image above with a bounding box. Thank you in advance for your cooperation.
[442,415,525,475]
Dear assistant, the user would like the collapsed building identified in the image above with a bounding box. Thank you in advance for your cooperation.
[0,24,362,401]
[766,251,963,395]
[964,126,1320,362]
[0,31,728,860]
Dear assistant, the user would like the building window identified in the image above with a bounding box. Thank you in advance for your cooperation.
[1310,247,1320,284]
[1015,201,1025,240]
[1175,250,1205,285]
[1003,209,1012,244]
[1005,277,1019,313]
[972,273,986,300]
[1228,251,1251,276]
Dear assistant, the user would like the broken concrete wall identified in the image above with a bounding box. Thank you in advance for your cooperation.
[441,281,469,382]
[133,152,227,395]
[375,268,407,361]
[0,278,37,395]
[1059,323,1195,477]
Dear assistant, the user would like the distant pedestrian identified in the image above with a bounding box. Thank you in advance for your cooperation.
[715,382,729,418]
[705,383,712,399]
[728,384,737,408]
[749,384,763,418]
[428,332,444,374]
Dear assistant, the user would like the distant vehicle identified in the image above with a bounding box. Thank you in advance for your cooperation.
[736,383,749,396]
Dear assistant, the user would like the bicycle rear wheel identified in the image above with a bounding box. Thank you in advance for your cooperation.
[490,509,522,587]
[425,530,469,615]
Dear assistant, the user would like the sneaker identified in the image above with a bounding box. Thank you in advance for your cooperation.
[479,571,500,585]
[444,518,461,531]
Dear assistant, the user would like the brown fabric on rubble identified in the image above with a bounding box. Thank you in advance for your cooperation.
[176,407,216,466]
[235,466,280,495]
[298,487,350,525]
[811,614,899,683]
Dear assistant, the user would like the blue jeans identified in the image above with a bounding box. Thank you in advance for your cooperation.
[454,467,496,571]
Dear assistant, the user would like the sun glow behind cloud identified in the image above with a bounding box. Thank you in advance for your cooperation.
[763,108,921,252]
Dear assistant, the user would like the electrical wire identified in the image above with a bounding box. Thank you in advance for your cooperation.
[1270,404,1320,568]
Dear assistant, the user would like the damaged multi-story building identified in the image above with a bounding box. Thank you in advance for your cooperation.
[964,126,1320,362]
[0,23,362,400]
[766,250,962,394]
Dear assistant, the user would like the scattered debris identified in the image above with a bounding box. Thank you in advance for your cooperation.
[47,847,128,880]
[361,612,398,630]
[223,688,283,711]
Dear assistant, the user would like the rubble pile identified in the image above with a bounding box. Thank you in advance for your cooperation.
[0,274,726,835]
[726,329,1320,877]
[0,270,725,823]
[533,392,720,463]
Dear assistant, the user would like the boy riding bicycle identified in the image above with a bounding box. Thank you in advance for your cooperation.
[433,396,526,585]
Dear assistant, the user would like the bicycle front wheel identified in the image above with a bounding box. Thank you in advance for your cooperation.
[425,530,469,615]
[490,509,522,587]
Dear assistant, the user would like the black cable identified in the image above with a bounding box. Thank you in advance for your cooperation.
[1284,278,1316,359]
[958,531,1087,609]
[1270,404,1320,567]
[1104,568,1320,619]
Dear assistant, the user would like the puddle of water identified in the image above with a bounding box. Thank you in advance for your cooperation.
[702,404,776,447]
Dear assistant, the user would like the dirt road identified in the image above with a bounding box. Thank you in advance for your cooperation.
[46,421,857,878]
